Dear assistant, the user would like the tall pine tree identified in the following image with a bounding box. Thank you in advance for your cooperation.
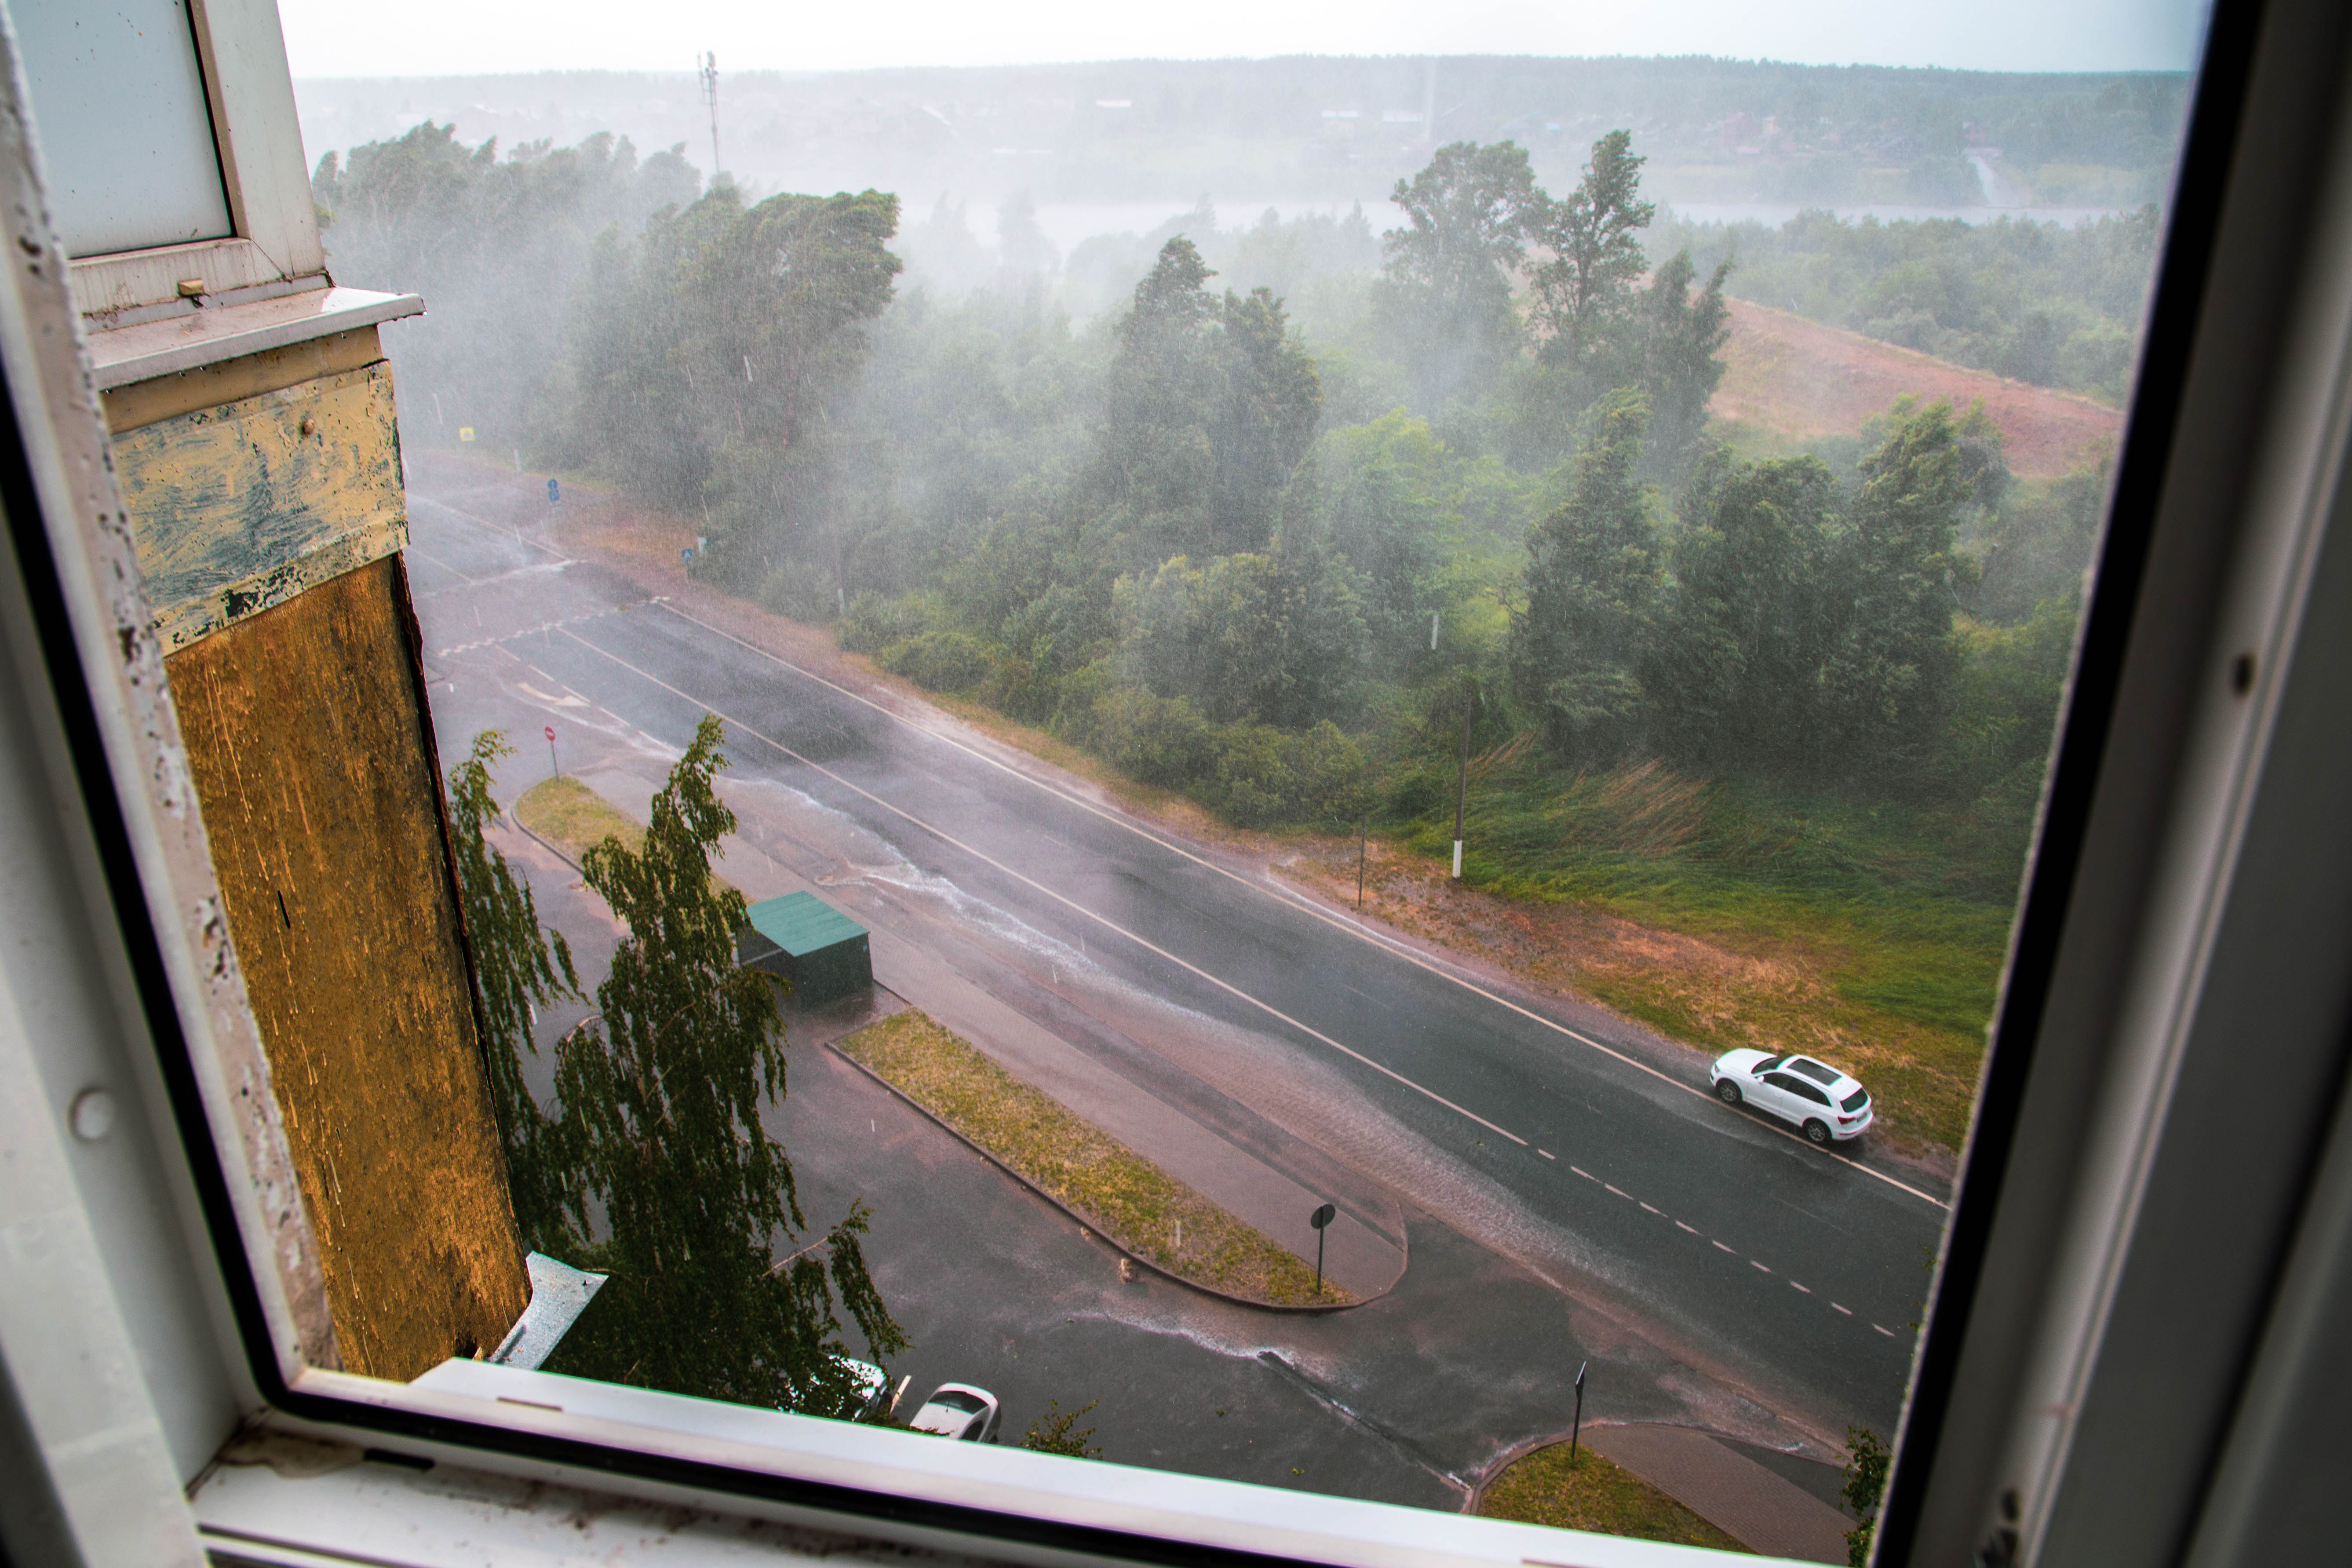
[1509,390,1661,763]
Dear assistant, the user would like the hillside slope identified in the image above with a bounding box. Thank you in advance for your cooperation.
[1710,297,2127,478]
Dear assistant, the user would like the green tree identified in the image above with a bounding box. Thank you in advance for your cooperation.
[1818,400,1970,779]
[546,186,903,597]
[1842,1426,1891,1565]
[315,124,699,447]
[1378,141,1541,410]
[1209,285,1323,555]
[1024,1399,1102,1458]
[1647,453,1838,774]
[1094,240,1321,566]
[1114,544,1365,731]
[1634,250,1733,473]
[545,715,906,1411]
[1509,390,1661,762]
[1531,130,1656,373]
[445,732,580,1252]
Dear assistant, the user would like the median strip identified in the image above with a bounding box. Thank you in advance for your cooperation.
[836,1009,1352,1308]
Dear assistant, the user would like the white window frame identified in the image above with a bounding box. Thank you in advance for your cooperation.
[11,2,2352,1566]
[56,0,325,323]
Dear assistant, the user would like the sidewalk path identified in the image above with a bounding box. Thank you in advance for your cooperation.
[1583,1423,1850,1563]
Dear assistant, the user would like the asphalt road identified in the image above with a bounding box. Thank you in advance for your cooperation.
[493,821,1812,1508]
[401,457,1949,1452]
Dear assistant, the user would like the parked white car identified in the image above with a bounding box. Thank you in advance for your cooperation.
[908,1382,1001,1442]
[1710,1050,1872,1145]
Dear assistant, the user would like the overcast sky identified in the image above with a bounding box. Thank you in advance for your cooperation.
[279,0,2210,80]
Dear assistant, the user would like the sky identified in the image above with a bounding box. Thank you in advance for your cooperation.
[278,0,2210,80]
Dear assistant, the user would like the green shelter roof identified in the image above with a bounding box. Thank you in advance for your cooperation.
[743,891,867,957]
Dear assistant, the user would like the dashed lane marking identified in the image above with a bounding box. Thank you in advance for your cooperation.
[1538,1149,1556,1160]
[1570,1166,1597,1181]
[1639,1202,1663,1215]
[646,600,1950,1211]
[1605,1184,1633,1200]
[1714,1241,1736,1254]
[1874,1324,1896,1338]
[1833,1304,1854,1316]
[1791,1282,1812,1294]
[558,626,1532,1149]
[1752,1261,1772,1273]
[1675,1221,1699,1235]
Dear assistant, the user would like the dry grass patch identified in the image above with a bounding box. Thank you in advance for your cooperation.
[514,776,744,898]
[515,775,644,862]
[838,1010,1349,1307]
[1480,1441,1748,1552]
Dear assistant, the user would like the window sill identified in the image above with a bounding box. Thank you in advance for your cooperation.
[207,1362,1723,1568]
[84,285,423,390]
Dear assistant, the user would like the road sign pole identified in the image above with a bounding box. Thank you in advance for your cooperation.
[1571,1360,1587,1465]
[1451,691,1472,879]
[546,725,558,781]
[1309,1202,1336,1297]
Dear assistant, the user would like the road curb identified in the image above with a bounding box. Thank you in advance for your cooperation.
[826,1039,1398,1315]
[1466,1422,1850,1562]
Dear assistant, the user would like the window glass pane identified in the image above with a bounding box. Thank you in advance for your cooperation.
[17,0,232,256]
[137,1,2199,1557]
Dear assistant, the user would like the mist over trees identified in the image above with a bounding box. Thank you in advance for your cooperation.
[325,113,2109,906]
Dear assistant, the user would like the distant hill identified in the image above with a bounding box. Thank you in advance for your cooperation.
[1711,298,2125,478]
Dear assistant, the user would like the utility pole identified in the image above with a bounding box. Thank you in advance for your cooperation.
[1451,686,1473,879]
[699,52,721,180]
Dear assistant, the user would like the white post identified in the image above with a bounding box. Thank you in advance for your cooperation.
[1452,840,1463,878]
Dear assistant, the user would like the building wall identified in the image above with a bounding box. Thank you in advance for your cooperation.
[106,335,531,1381]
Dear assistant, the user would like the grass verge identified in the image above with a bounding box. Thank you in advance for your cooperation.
[837,1010,1351,1308]
[1479,1441,1748,1552]
[514,775,644,862]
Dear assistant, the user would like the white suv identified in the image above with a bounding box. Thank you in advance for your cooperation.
[1710,1050,1873,1145]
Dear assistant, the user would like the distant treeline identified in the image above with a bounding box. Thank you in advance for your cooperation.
[301,56,2187,214]
[321,121,2113,895]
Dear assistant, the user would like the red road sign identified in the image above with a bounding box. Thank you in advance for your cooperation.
[544,726,555,742]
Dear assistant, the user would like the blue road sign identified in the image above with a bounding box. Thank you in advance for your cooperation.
[547,477,560,505]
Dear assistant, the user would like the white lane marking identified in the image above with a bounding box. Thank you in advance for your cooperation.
[1752,1261,1772,1273]
[1639,1202,1663,1215]
[412,496,570,562]
[1791,1282,1812,1294]
[1833,1304,1853,1316]
[1675,1221,1699,1235]
[406,547,478,586]
[1874,1324,1896,1337]
[1538,1149,1557,1160]
[1605,1184,1634,1200]
[1570,1166,1597,1181]
[559,627,1530,1148]
[1713,1241,1736,1254]
[655,598,1949,1212]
